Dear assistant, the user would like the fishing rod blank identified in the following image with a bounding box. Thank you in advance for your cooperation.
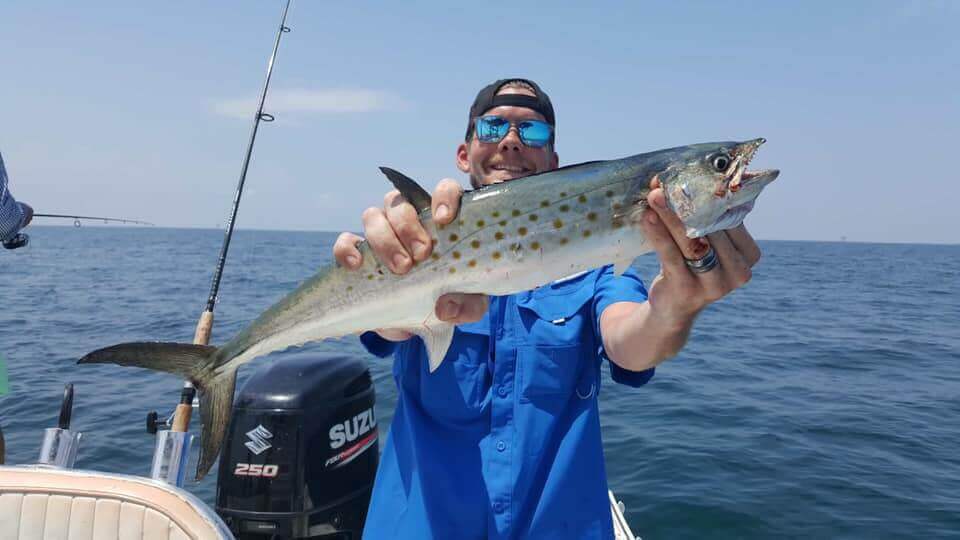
[35,213,155,227]
[2,212,154,250]
[156,1,293,469]
[205,0,292,314]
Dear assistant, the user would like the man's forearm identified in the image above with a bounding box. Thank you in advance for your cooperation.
[600,301,697,372]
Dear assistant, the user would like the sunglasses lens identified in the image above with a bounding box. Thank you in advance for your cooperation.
[476,116,510,143]
[518,120,552,148]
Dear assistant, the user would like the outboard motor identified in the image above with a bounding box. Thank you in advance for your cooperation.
[216,352,379,539]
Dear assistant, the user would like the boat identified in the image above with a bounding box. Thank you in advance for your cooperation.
[0,352,641,539]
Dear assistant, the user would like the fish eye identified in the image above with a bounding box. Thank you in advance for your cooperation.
[711,154,731,172]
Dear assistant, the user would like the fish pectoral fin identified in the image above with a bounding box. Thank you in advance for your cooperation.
[412,323,456,373]
[379,166,432,213]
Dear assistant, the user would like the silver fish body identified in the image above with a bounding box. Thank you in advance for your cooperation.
[80,139,779,479]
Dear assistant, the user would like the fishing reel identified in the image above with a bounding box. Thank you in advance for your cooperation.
[146,387,198,434]
[1,233,29,250]
[146,409,175,434]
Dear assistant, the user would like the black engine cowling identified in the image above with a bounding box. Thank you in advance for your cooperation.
[216,352,378,539]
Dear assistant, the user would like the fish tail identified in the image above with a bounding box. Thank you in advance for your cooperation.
[78,341,235,480]
[188,368,235,480]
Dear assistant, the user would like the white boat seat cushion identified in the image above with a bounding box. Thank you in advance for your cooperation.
[0,467,230,540]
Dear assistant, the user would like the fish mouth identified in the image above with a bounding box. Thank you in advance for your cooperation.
[736,168,779,188]
[683,138,780,237]
[728,138,779,193]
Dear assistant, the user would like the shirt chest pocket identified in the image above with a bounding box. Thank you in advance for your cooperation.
[515,274,597,406]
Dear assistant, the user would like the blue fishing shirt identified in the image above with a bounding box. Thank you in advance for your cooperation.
[359,265,655,540]
[0,152,28,242]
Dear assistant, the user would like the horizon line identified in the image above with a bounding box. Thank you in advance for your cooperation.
[27,224,959,247]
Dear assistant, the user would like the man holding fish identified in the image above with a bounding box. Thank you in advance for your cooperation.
[81,77,778,537]
[333,78,766,538]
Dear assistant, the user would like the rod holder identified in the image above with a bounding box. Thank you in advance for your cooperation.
[150,430,194,487]
[38,428,82,468]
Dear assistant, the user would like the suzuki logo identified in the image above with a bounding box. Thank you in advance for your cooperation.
[329,408,376,449]
[244,425,273,455]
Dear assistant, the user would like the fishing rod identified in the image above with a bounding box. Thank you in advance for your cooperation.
[151,0,293,481]
[2,213,154,250]
[35,213,155,227]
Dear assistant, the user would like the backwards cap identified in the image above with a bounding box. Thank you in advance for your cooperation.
[465,78,555,141]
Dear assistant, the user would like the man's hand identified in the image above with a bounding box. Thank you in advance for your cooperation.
[333,179,488,341]
[601,177,762,371]
[639,177,760,328]
[21,203,33,227]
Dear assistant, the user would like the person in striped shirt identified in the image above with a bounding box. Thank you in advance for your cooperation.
[0,151,33,246]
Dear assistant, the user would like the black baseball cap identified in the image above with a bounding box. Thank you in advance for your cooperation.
[465,78,555,141]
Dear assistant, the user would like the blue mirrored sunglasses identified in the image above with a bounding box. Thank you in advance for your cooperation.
[474,115,553,148]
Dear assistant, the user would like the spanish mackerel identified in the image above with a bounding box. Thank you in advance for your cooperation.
[80,138,779,479]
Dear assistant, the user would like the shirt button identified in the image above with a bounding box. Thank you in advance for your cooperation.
[497,386,507,397]
[493,502,504,513]
[496,440,506,452]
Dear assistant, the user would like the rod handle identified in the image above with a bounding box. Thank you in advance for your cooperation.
[170,403,193,432]
[170,383,196,433]
[193,310,214,346]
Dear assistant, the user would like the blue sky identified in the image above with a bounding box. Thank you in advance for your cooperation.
[1,1,956,244]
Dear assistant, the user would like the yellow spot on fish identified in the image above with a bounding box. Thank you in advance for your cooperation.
[347,286,353,291]
[471,239,481,249]
[518,227,528,236]
[560,191,568,197]
[492,251,502,260]
[477,219,486,227]
[529,214,538,222]
[559,204,570,212]
[431,253,440,261]
[612,219,624,229]
[449,267,456,274]
[499,220,507,227]
[492,211,500,218]
[453,251,461,259]
[530,241,541,250]
[540,200,550,208]
[459,219,465,226]
[512,209,521,217]
[367,274,374,280]
[449,233,459,242]
[587,212,597,222]
[578,194,588,203]
[583,230,592,238]
[612,202,622,211]
[495,231,505,240]
[560,237,569,245]
[605,190,614,198]
[468,259,477,268]
[553,219,563,229]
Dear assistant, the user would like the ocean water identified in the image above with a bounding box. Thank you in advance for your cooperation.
[1,226,958,539]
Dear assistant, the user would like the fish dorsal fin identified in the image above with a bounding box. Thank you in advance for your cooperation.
[413,322,455,373]
[379,166,432,213]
